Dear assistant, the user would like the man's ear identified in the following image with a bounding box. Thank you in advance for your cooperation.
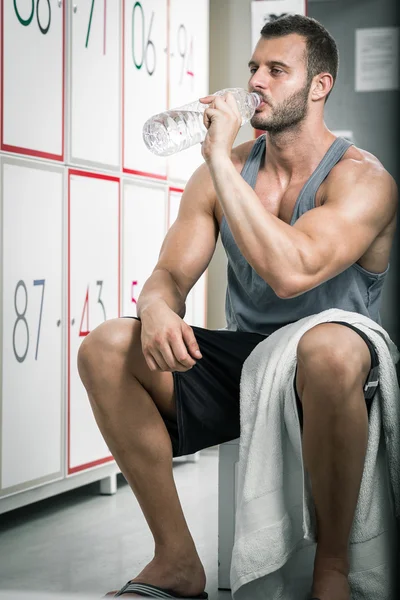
[311,73,333,101]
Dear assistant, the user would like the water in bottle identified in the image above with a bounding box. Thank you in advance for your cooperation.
[142,87,261,157]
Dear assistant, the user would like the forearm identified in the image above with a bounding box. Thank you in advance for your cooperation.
[208,155,312,297]
[137,268,186,319]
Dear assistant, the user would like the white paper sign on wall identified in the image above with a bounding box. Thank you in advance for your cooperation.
[251,1,307,53]
[355,28,399,93]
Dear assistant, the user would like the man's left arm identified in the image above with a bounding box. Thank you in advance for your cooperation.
[200,92,397,299]
[209,156,397,299]
[288,161,397,297]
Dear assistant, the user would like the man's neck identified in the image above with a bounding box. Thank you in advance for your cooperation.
[263,121,336,187]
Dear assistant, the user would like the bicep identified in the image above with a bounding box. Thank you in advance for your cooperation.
[290,166,397,295]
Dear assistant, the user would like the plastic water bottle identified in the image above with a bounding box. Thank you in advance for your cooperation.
[142,87,261,157]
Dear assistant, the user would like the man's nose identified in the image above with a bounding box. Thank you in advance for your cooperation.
[249,74,268,93]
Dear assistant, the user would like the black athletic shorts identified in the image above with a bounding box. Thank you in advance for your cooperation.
[124,317,379,458]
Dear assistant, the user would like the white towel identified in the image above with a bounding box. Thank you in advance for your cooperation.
[230,309,400,600]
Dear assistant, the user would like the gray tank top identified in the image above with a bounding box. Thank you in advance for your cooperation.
[220,135,390,335]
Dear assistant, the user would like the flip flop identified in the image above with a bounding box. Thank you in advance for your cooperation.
[104,581,208,598]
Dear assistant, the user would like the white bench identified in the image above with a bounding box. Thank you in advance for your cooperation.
[217,438,240,590]
[217,436,399,594]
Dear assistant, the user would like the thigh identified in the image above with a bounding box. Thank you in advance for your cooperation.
[120,316,177,421]
[169,325,267,456]
[123,317,266,457]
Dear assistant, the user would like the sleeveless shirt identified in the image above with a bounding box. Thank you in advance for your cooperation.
[220,135,390,335]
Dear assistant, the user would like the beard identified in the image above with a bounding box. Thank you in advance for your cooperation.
[251,79,312,133]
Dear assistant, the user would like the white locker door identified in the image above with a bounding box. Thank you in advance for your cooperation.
[167,0,209,183]
[123,0,168,180]
[122,180,167,317]
[68,170,120,474]
[1,0,64,160]
[1,158,63,495]
[69,0,121,169]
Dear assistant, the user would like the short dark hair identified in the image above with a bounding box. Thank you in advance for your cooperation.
[260,14,339,101]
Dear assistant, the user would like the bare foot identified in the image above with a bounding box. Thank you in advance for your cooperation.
[104,552,207,598]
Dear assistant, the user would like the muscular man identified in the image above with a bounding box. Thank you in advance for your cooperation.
[78,15,398,600]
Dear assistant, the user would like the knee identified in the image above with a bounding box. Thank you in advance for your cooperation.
[77,318,141,385]
[296,325,361,387]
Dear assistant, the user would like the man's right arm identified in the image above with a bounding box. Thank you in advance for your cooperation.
[137,268,187,320]
[136,161,219,321]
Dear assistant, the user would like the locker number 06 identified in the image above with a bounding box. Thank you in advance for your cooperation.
[132,1,156,76]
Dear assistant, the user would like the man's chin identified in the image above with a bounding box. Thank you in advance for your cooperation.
[250,119,270,131]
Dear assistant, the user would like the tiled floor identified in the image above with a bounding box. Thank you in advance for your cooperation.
[0,448,232,600]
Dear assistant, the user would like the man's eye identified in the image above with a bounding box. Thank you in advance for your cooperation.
[250,68,257,74]
[271,68,283,75]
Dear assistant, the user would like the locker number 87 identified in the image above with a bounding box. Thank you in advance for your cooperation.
[13,279,46,363]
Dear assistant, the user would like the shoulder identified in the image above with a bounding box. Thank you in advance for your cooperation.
[324,144,398,222]
[326,144,397,197]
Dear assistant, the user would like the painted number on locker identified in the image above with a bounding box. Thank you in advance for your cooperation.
[70,0,121,168]
[68,171,120,473]
[122,181,167,317]
[1,0,64,159]
[123,0,168,179]
[167,0,209,182]
[1,160,63,491]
